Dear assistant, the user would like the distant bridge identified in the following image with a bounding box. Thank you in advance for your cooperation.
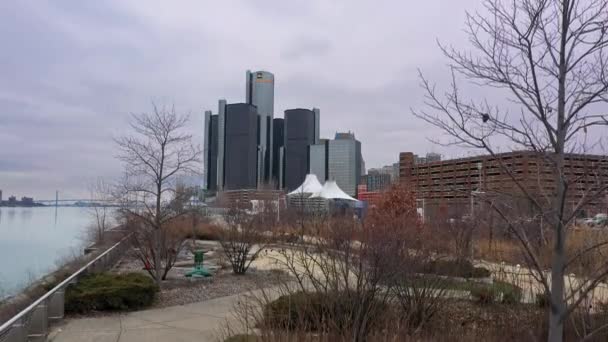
[34,199,117,206]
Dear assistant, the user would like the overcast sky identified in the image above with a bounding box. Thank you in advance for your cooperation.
[1,0,502,199]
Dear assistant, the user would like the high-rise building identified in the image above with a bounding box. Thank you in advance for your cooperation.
[309,132,362,197]
[364,172,392,191]
[203,110,219,191]
[246,70,275,183]
[414,152,442,164]
[367,162,400,184]
[309,139,329,182]
[272,118,285,189]
[223,103,259,190]
[284,108,320,191]
[328,132,362,197]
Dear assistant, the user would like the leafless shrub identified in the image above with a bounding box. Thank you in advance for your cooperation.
[114,104,201,286]
[86,178,114,245]
[126,214,188,281]
[219,206,272,275]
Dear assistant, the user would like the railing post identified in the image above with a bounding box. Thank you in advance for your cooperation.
[1,321,26,342]
[27,303,48,342]
[48,289,65,323]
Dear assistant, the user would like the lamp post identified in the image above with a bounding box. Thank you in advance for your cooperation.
[416,198,426,223]
[471,162,484,218]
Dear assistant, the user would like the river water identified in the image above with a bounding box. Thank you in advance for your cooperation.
[0,207,92,297]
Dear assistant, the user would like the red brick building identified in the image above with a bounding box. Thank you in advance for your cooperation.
[357,184,383,208]
[399,151,608,220]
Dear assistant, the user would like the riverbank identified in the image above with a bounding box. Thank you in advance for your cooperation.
[0,207,95,296]
[0,229,128,325]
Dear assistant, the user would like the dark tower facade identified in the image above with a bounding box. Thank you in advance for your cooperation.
[284,108,319,191]
[224,103,259,190]
[246,70,274,184]
[204,114,219,191]
[272,118,285,188]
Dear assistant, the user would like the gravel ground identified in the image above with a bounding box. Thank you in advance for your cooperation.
[155,268,288,308]
[110,240,291,309]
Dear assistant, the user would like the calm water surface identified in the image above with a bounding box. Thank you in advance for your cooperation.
[0,207,91,297]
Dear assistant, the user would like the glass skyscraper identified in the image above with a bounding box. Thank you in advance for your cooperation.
[246,70,274,184]
[284,108,320,191]
[308,132,362,197]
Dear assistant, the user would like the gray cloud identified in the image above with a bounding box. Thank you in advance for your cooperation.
[5,0,599,199]
[281,37,332,61]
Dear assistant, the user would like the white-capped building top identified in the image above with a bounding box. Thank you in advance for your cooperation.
[288,174,323,196]
[310,180,358,201]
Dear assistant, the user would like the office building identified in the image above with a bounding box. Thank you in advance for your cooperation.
[309,132,362,197]
[363,172,392,192]
[246,70,275,183]
[284,108,320,191]
[204,70,274,191]
[272,118,285,189]
[413,152,442,165]
[203,111,219,191]
[204,101,259,191]
[223,103,259,190]
[309,139,329,182]
[367,163,400,184]
[329,132,362,197]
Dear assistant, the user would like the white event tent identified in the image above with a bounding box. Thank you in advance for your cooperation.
[287,174,323,196]
[310,180,358,201]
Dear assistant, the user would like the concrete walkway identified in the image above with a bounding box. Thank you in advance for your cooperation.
[48,293,243,342]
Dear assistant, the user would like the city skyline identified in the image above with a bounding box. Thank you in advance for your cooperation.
[4,1,604,199]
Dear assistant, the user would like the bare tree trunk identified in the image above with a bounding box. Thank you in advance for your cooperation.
[548,9,571,337]
[154,177,163,287]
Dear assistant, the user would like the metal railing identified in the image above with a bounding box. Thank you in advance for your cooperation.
[0,234,131,342]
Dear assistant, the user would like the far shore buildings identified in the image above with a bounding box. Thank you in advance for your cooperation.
[399,150,608,220]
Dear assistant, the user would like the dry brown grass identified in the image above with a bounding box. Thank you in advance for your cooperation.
[164,215,221,241]
[475,228,608,273]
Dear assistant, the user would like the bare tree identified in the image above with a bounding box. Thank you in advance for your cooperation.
[115,104,201,286]
[413,0,608,340]
[87,178,113,245]
[219,205,272,275]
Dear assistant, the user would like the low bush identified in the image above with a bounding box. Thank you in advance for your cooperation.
[224,334,259,342]
[423,259,491,279]
[470,281,522,305]
[188,224,221,241]
[535,292,550,308]
[263,291,388,332]
[495,281,522,304]
[65,272,158,313]
[471,286,498,305]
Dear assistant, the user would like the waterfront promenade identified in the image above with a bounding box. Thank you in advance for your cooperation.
[49,292,240,342]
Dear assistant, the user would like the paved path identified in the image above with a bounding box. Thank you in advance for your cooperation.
[48,293,244,342]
